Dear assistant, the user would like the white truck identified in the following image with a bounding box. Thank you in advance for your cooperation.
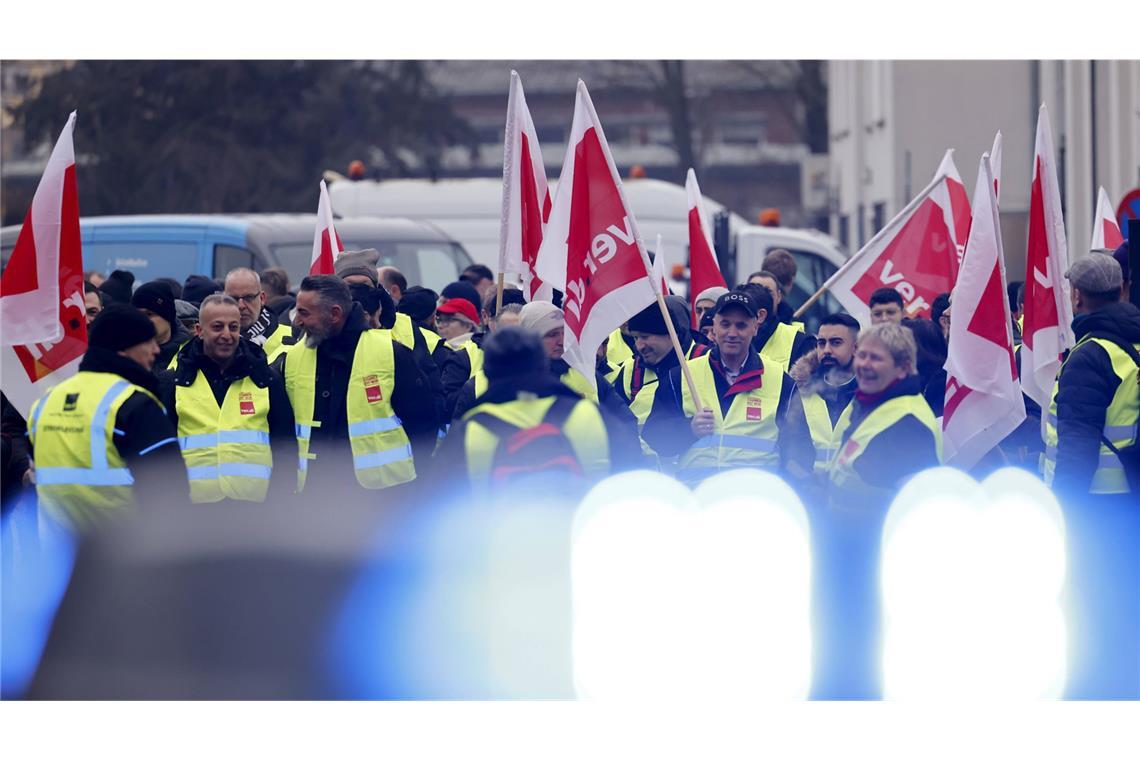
[328,176,849,330]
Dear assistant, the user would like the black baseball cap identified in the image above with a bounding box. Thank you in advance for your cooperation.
[712,291,759,318]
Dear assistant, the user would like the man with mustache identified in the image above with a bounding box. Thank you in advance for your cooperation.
[159,294,296,503]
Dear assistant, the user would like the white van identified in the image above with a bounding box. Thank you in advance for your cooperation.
[329,176,849,330]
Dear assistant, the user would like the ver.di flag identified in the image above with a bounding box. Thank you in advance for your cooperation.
[942,151,1025,469]
[652,234,669,295]
[822,150,971,325]
[499,70,553,302]
[310,180,343,276]
[685,168,725,326]
[0,112,88,416]
[533,81,656,390]
[1090,186,1124,251]
[1020,104,1074,411]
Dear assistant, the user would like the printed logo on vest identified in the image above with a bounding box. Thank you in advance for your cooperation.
[363,374,383,404]
[746,397,763,421]
[239,391,255,415]
[63,392,79,412]
[838,438,861,466]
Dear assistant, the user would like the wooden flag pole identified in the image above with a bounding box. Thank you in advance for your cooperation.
[652,288,704,415]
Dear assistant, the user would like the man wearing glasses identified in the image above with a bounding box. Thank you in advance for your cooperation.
[225,268,288,361]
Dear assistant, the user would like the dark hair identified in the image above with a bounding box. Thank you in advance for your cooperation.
[348,282,384,317]
[901,317,947,381]
[482,326,548,381]
[1080,288,1122,308]
[732,282,773,318]
[761,249,797,290]
[461,264,494,284]
[1006,281,1022,312]
[869,287,904,309]
[819,312,860,333]
[380,267,407,294]
[1016,283,1025,309]
[300,275,352,312]
[483,286,526,318]
[930,292,951,324]
[260,267,291,299]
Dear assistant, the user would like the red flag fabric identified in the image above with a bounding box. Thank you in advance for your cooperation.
[1091,186,1124,251]
[1,112,88,415]
[942,151,1025,469]
[534,81,656,390]
[684,169,725,326]
[824,150,970,324]
[310,180,343,276]
[1020,105,1075,411]
[499,70,553,302]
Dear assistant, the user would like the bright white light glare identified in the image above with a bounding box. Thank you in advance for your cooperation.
[571,469,813,701]
[881,467,1068,700]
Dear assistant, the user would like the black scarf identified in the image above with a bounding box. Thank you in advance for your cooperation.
[245,307,276,344]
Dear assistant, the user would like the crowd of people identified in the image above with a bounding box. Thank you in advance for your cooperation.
[2,238,1137,699]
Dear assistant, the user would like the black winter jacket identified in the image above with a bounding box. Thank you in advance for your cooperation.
[158,337,298,501]
[1053,301,1140,497]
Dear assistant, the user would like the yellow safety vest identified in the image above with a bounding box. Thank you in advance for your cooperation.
[28,371,164,529]
[387,312,417,350]
[461,395,610,495]
[606,328,635,369]
[619,343,707,436]
[472,366,599,403]
[261,322,287,362]
[678,353,784,481]
[445,337,484,381]
[758,321,800,372]
[801,392,844,473]
[175,371,272,503]
[421,326,442,354]
[791,320,806,333]
[284,330,415,491]
[829,393,942,496]
[1043,335,1139,494]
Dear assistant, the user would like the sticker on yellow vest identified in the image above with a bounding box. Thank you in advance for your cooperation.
[239,391,256,415]
[363,374,383,404]
[746,396,763,421]
[837,437,862,467]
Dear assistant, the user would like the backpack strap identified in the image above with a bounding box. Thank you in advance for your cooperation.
[540,395,583,429]
[467,395,581,439]
[467,410,521,441]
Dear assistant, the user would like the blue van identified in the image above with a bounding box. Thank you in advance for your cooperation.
[0,214,474,292]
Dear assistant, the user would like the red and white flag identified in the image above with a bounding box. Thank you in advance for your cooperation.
[824,150,971,324]
[533,81,656,390]
[310,180,343,276]
[1020,105,1074,411]
[943,152,1025,469]
[685,168,725,326]
[0,111,88,415]
[1090,186,1124,251]
[499,70,553,302]
[652,234,670,296]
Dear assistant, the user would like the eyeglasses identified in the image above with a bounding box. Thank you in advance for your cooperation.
[231,293,261,304]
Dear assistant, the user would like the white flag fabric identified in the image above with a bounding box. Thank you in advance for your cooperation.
[1020,105,1074,411]
[499,71,553,302]
[990,131,1003,202]
[942,153,1025,469]
[533,81,656,390]
[652,234,669,295]
[310,180,343,276]
[822,150,971,325]
[0,112,88,416]
[0,112,77,346]
[1090,186,1124,251]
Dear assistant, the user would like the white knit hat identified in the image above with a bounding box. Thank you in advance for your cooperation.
[518,301,565,337]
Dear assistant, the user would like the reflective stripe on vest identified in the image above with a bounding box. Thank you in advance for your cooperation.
[801,392,839,470]
[1043,335,1140,494]
[678,354,783,480]
[29,372,160,527]
[175,371,272,503]
[829,393,942,496]
[759,322,799,372]
[284,330,415,491]
[461,395,610,494]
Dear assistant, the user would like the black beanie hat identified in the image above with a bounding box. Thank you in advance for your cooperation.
[182,274,221,306]
[627,295,690,336]
[98,269,135,305]
[483,326,549,381]
[131,281,177,330]
[88,303,157,352]
[440,280,482,320]
[397,286,439,322]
